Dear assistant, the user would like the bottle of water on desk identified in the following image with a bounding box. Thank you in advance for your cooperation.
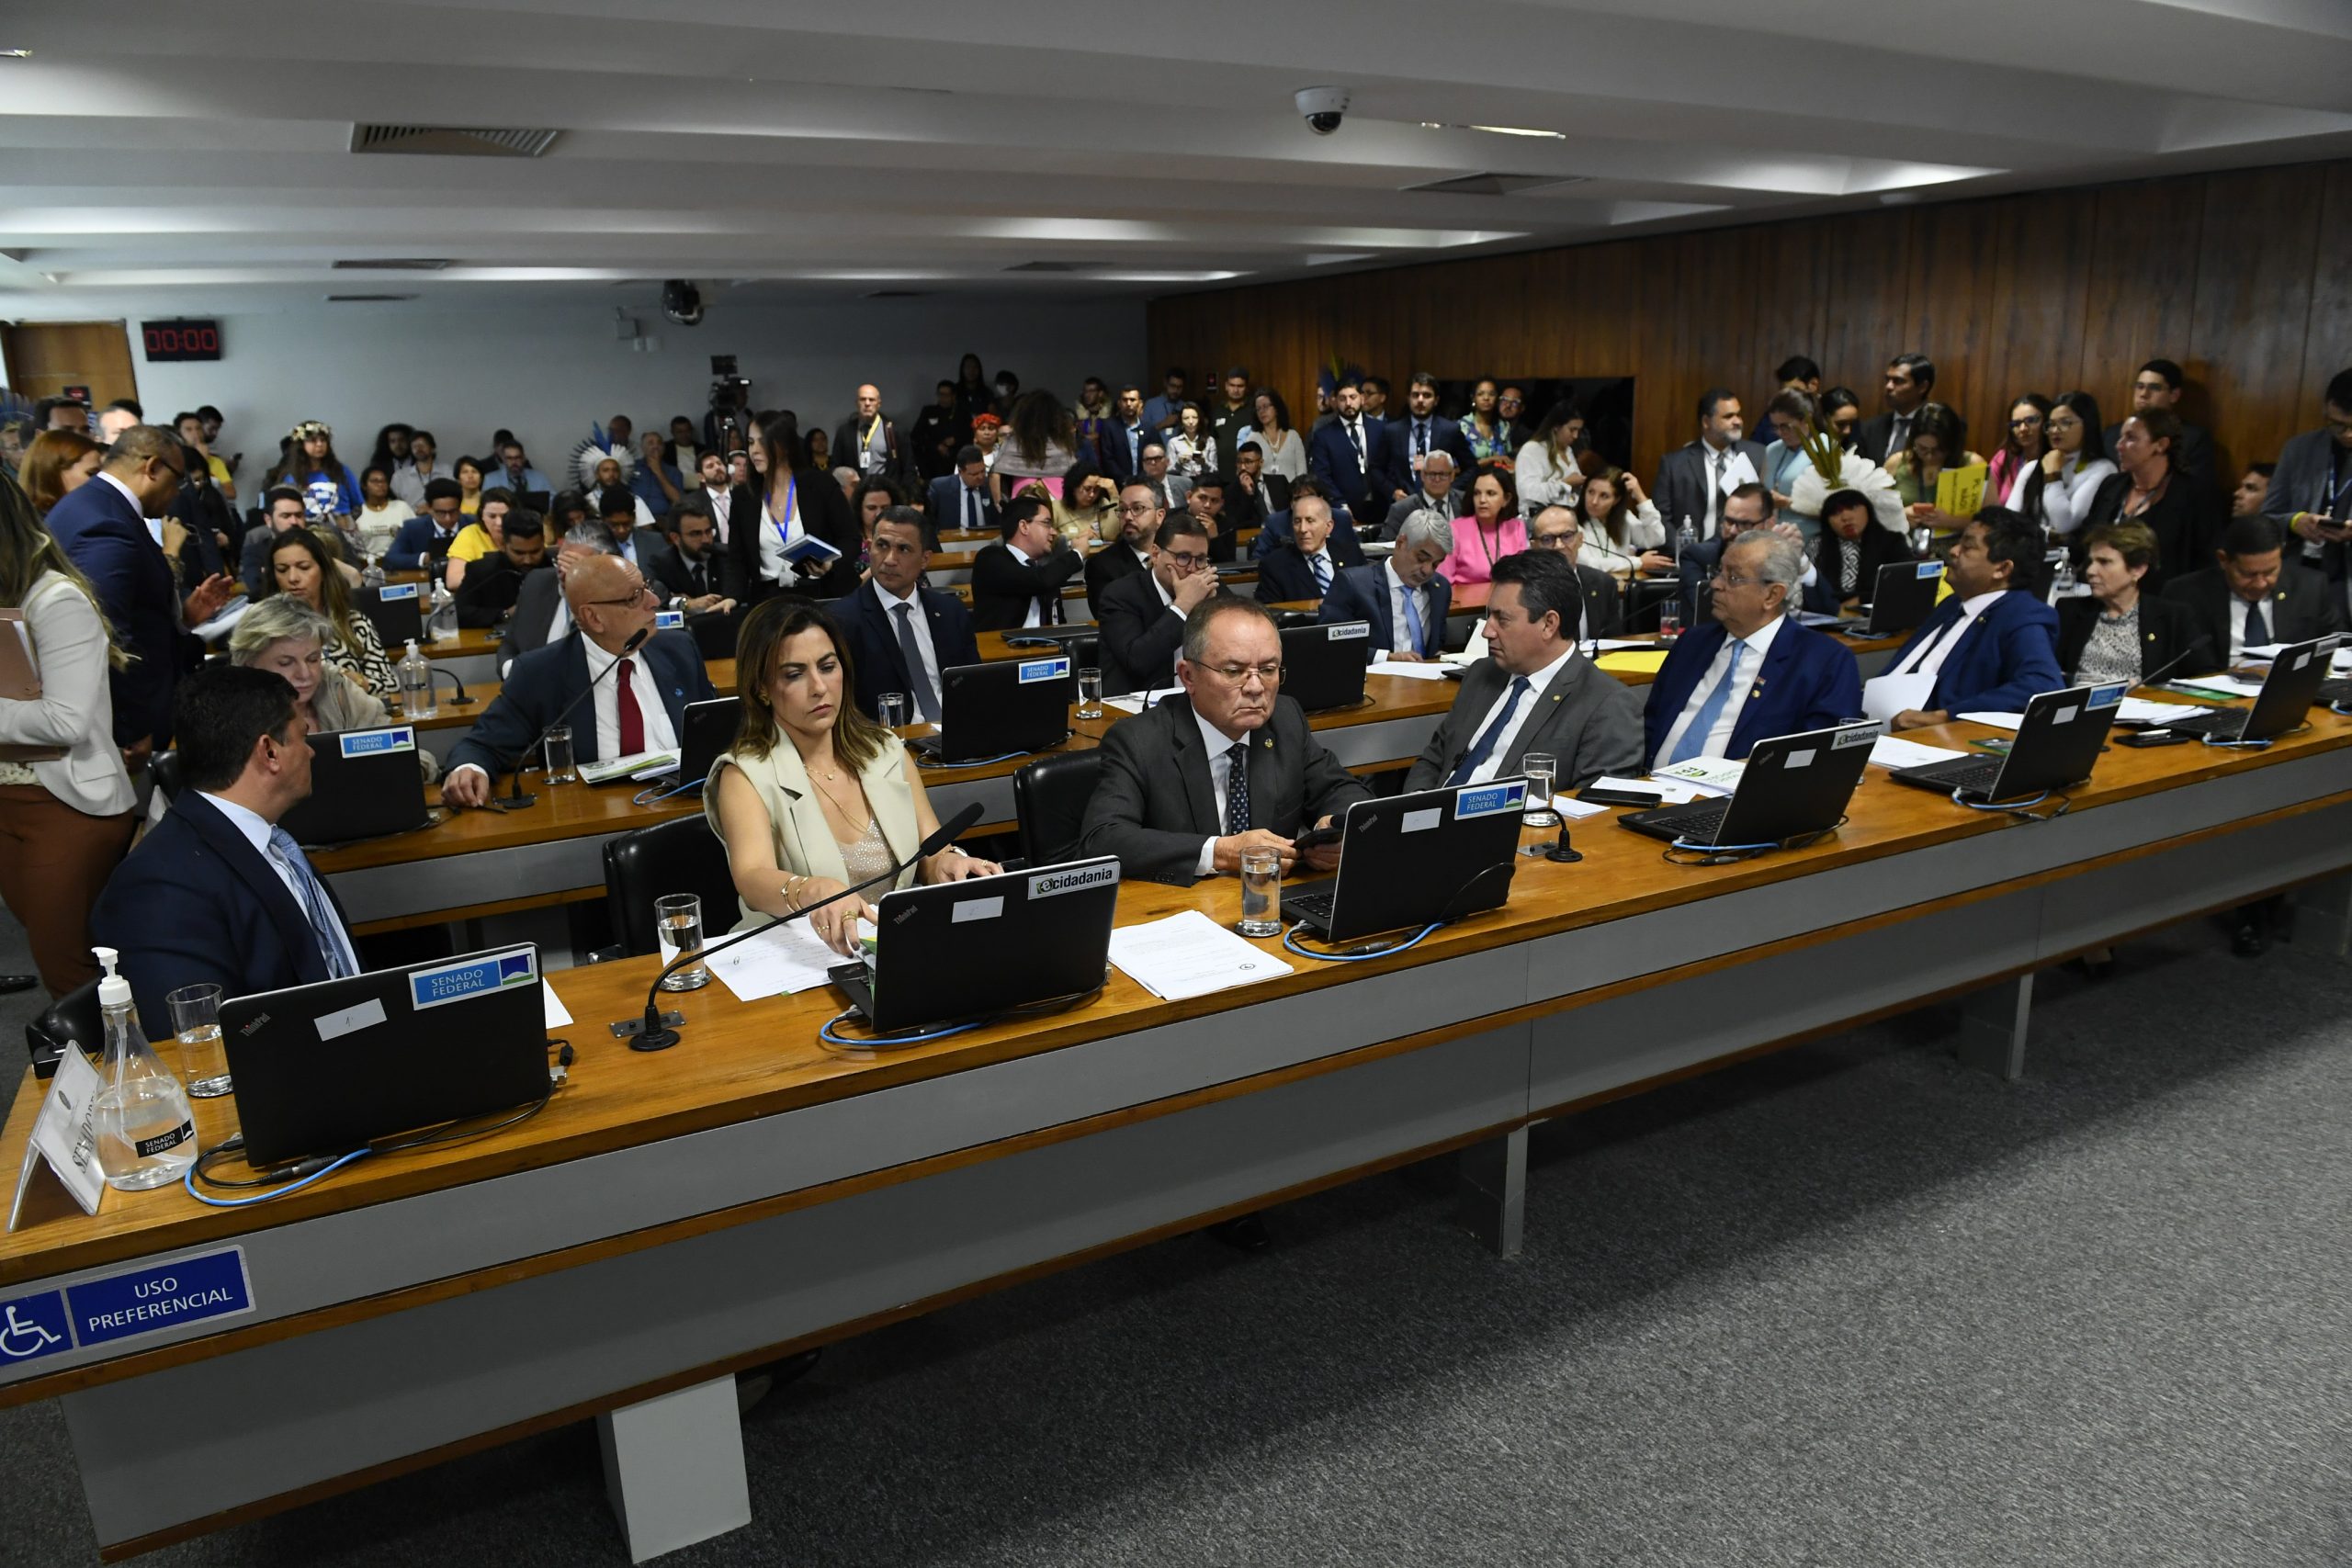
[397,638,435,720]
[1675,514,1697,564]
[88,947,198,1190]
[426,581,458,643]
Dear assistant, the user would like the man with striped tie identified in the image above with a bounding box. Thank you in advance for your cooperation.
[1255,491,1343,604]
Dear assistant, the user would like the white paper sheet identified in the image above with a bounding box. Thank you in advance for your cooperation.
[1102,686,1183,715]
[1719,450,1760,492]
[2241,644,2351,671]
[1590,773,1708,806]
[1651,756,1747,796]
[1955,711,2024,731]
[2116,698,2212,725]
[188,597,252,643]
[543,982,573,1028]
[2165,674,2266,698]
[1868,736,1967,769]
[1549,793,1614,820]
[1107,909,1295,1000]
[1861,671,1936,726]
[1366,660,1455,681]
[708,918,849,1002]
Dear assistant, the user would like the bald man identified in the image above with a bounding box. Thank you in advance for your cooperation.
[834,384,913,485]
[442,552,715,807]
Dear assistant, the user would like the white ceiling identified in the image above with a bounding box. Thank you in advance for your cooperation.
[4,0,2349,318]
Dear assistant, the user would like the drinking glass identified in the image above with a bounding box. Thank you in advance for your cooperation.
[655,894,710,990]
[168,983,231,1098]
[1520,752,1559,828]
[1657,603,1683,642]
[1238,849,1282,938]
[877,693,909,729]
[543,726,577,784]
[1076,666,1105,719]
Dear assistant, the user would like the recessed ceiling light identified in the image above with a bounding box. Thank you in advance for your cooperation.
[1419,121,1566,140]
[2,49,32,60]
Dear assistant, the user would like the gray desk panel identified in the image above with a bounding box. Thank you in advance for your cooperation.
[326,832,613,923]
[1319,712,1442,770]
[424,650,496,685]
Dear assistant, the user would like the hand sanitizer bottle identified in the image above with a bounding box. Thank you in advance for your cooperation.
[396,639,435,720]
[88,948,198,1190]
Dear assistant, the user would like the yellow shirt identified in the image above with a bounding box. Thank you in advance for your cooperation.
[203,455,232,491]
[447,523,496,562]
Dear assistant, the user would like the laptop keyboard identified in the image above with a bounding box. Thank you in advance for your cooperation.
[1284,888,1336,924]
[1649,799,1730,842]
[1911,756,2003,792]
[2317,678,2351,707]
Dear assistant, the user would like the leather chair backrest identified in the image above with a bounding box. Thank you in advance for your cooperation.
[1012,750,1104,869]
[150,749,185,802]
[26,978,101,1079]
[603,813,742,958]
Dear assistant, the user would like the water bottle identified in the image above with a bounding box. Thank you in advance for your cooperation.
[426,581,458,643]
[360,555,386,591]
[1675,515,1697,563]
[1910,523,1934,559]
[88,947,198,1191]
[397,638,435,720]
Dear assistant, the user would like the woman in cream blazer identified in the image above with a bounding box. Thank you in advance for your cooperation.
[707,599,1001,954]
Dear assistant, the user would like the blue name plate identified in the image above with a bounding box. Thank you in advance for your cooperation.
[2087,683,2125,709]
[652,610,685,630]
[68,1248,254,1348]
[1453,781,1526,819]
[1017,656,1071,684]
[339,727,415,758]
[410,948,538,1012]
[379,582,421,602]
[1916,562,1943,580]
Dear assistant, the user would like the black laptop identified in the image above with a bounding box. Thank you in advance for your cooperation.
[358,582,424,649]
[1281,620,1372,714]
[673,695,742,789]
[1838,560,1943,637]
[2158,635,2342,743]
[1283,778,1529,942]
[828,858,1121,1032]
[1887,682,2122,802]
[220,944,552,1168]
[1619,721,1877,848]
[910,654,1075,764]
[278,725,433,847]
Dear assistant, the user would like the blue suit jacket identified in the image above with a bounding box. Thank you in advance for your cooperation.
[1306,418,1398,521]
[386,514,464,572]
[1250,502,1369,569]
[831,580,981,718]
[447,629,715,779]
[91,790,351,1030]
[1318,565,1450,658]
[1643,617,1864,766]
[43,476,183,748]
[1887,590,2064,716]
[929,474,999,535]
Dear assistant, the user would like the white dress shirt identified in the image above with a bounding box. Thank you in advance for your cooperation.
[704,484,733,546]
[1655,615,1786,764]
[1384,559,1433,655]
[873,580,943,709]
[582,635,679,761]
[197,790,361,976]
[755,489,803,587]
[1461,645,1576,785]
[1006,542,1046,627]
[1340,419,1371,478]
[1897,590,2003,681]
[97,470,149,523]
[1192,708,1255,876]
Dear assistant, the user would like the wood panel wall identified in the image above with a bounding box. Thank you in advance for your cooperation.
[1148,160,2352,486]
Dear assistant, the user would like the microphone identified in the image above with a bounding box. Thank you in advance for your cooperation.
[429,666,474,707]
[618,800,987,1052]
[488,626,652,812]
[2132,639,2203,696]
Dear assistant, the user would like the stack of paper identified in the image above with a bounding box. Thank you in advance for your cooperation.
[1651,756,1747,796]
[1107,909,1295,1000]
[1589,774,1709,806]
[708,919,847,1002]
[2161,674,2265,699]
[1549,794,1614,821]
[1366,660,1455,681]
[1867,736,1967,770]
[1103,687,1182,715]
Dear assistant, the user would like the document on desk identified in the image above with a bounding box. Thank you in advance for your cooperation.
[709,919,846,1002]
[1591,774,1711,806]
[1868,736,1967,770]
[1549,793,1614,821]
[2241,644,2352,671]
[1103,687,1182,715]
[1651,756,1747,795]
[2162,674,2266,699]
[1861,671,1935,725]
[1108,909,1295,1000]
[2115,698,2213,725]
[543,982,573,1029]
[1366,660,1455,681]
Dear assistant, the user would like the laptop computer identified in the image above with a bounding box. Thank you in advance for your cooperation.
[828,858,1121,1032]
[1818,559,1942,637]
[1619,721,1877,848]
[1281,620,1372,714]
[1887,682,2123,801]
[669,695,742,789]
[220,944,552,1168]
[359,582,424,649]
[2160,635,2342,742]
[277,725,433,847]
[1283,778,1529,942]
[909,654,1074,764]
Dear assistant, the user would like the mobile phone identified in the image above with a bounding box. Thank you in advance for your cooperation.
[2120,729,2193,748]
[1577,784,1664,808]
[1291,823,1344,852]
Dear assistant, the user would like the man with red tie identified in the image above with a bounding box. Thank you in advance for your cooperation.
[441,554,715,807]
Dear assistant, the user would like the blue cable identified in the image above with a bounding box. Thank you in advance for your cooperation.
[1282,921,1441,963]
[182,1147,370,1208]
[1669,836,1778,853]
[2200,734,2273,750]
[818,1008,982,1048]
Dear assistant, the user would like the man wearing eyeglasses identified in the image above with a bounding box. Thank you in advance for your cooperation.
[1097,511,1223,695]
[1085,482,1162,619]
[442,554,714,807]
[1080,596,1367,886]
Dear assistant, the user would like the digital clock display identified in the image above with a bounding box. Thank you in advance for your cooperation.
[140,320,222,362]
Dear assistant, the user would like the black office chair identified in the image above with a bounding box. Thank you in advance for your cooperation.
[27,979,101,1079]
[599,814,742,960]
[1064,633,1099,671]
[1012,750,1103,868]
[149,749,185,803]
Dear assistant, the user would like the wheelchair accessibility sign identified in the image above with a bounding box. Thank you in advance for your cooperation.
[0,1291,73,1366]
[0,1246,254,1372]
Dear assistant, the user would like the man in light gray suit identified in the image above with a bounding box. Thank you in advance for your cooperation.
[1651,388,1770,545]
[1405,551,1645,794]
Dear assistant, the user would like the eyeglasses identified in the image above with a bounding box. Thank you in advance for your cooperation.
[588,583,657,608]
[1117,502,1158,517]
[2010,414,2043,427]
[1204,661,1282,684]
[1708,570,1764,588]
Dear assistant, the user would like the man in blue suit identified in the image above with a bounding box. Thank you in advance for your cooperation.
[831,507,980,721]
[442,554,715,806]
[1306,380,1396,526]
[1250,477,1368,569]
[1317,512,1453,659]
[1386,375,1476,503]
[92,664,360,1029]
[1645,531,1863,767]
[929,446,999,536]
[385,478,467,571]
[1882,508,2064,731]
[44,425,235,750]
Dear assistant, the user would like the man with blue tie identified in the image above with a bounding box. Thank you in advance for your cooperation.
[1306,379,1396,525]
[92,664,362,1028]
[1318,512,1453,659]
[1403,551,1645,793]
[1254,491,1343,604]
[831,507,980,721]
[1387,375,1475,504]
[1645,531,1863,766]
[927,446,999,536]
[1879,508,2064,731]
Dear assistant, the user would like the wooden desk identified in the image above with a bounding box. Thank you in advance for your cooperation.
[417,626,501,685]
[6,696,2348,1561]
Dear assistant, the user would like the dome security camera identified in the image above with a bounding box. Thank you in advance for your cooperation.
[661,279,704,327]
[1295,86,1349,136]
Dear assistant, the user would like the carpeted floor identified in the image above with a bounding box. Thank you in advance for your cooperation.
[1,914,2346,1567]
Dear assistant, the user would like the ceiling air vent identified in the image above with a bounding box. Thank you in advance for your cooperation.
[325,293,419,302]
[332,258,449,271]
[1403,172,1588,197]
[349,124,561,158]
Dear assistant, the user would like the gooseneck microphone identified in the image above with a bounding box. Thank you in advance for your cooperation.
[618,800,987,1052]
[489,626,652,812]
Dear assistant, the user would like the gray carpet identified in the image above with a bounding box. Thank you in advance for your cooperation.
[2,912,2346,1567]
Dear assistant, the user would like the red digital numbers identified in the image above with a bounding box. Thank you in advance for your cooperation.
[141,320,220,361]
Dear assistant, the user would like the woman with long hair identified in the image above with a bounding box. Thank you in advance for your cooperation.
[1986,392,2053,515]
[994,389,1080,497]
[2081,408,2204,592]
[266,526,398,698]
[1240,389,1306,481]
[1166,404,1213,478]
[1459,379,1510,470]
[1513,400,1586,511]
[1575,465,1669,577]
[265,420,363,520]
[953,353,992,421]
[19,428,103,519]
[732,422,859,601]
[707,601,1001,954]
[2035,391,2117,537]
[1440,469,1530,588]
[0,469,136,995]
[453,454,487,517]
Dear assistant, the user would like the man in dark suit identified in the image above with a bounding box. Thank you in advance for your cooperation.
[692,450,758,558]
[1882,509,2064,730]
[387,478,467,571]
[1804,488,1916,615]
[2163,513,2348,665]
[447,554,714,805]
[1318,512,1453,659]
[1078,596,1367,886]
[831,507,980,721]
[455,510,550,626]
[1381,448,1461,542]
[929,446,1000,537]
[832,384,916,487]
[2263,367,2352,615]
[1255,489,1344,604]
[497,521,617,676]
[1855,353,1968,465]
[45,424,235,750]
[91,664,360,1028]
[1251,477,1369,569]
[1645,531,1863,767]
[1087,481,1161,619]
[1524,506,1623,637]
[909,380,967,484]
[1098,512,1221,694]
[2101,358,2215,488]
[1100,385,1151,483]
[640,494,739,612]
[1673,485,1827,625]
[1227,445,1285,530]
[1403,551,1645,793]
[1652,389,1770,543]
[1386,375,1475,504]
[1306,380,1396,525]
[968,494,1081,631]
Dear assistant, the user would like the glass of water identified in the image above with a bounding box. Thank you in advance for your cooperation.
[877,692,909,729]
[543,725,577,784]
[1520,752,1558,827]
[1656,603,1683,642]
[167,983,231,1098]
[655,894,710,990]
[1075,666,1104,719]
[1238,848,1282,938]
